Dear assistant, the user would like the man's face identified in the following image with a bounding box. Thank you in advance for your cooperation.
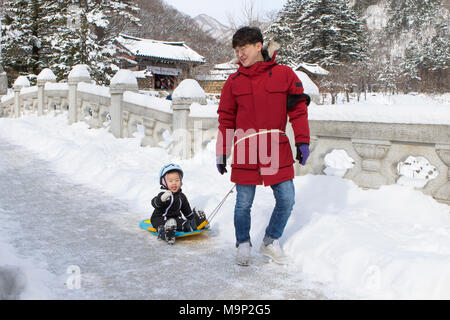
[234,42,263,67]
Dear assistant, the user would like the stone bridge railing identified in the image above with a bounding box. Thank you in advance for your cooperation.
[0,65,449,204]
[287,119,449,205]
[0,65,219,160]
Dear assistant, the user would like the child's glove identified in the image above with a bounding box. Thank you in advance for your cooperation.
[160,190,172,202]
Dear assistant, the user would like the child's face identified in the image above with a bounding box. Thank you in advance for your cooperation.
[166,172,181,193]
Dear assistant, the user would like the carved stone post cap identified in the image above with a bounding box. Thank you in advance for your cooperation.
[172,79,206,106]
[110,69,138,94]
[68,64,92,84]
[13,76,30,90]
[37,68,57,84]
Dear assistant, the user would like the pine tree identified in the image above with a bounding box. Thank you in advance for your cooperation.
[266,0,368,102]
[1,0,63,77]
[51,0,140,84]
[297,0,368,69]
[385,0,449,92]
[264,0,301,66]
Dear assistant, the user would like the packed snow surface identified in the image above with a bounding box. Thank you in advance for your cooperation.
[0,111,448,299]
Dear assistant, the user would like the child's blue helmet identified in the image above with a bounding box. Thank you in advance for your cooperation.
[159,163,183,189]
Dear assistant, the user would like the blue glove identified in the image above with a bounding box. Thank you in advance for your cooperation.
[216,155,227,175]
[296,143,310,166]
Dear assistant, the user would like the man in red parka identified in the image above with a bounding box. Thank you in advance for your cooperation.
[216,27,311,266]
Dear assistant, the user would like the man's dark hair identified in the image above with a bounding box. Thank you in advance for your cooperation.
[232,26,264,48]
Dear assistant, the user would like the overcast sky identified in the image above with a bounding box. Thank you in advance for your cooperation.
[163,0,287,27]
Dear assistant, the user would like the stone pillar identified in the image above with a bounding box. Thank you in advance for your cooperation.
[351,139,391,189]
[0,66,7,97]
[37,80,44,116]
[13,76,30,118]
[68,65,91,125]
[141,117,156,147]
[171,79,206,159]
[37,68,57,116]
[435,144,450,204]
[110,69,138,138]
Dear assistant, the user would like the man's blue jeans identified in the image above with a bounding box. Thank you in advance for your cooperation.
[234,179,295,247]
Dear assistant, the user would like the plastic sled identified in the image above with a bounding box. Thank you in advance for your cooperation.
[139,219,211,239]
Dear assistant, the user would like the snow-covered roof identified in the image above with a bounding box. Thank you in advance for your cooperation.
[213,61,238,70]
[295,71,319,95]
[115,34,206,64]
[295,62,329,75]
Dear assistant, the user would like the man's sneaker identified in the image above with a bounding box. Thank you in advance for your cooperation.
[164,218,177,245]
[236,242,251,266]
[259,240,289,265]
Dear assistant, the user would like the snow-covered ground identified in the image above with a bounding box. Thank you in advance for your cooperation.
[0,93,449,299]
[309,92,450,124]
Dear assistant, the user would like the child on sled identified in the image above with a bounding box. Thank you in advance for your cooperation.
[150,163,208,245]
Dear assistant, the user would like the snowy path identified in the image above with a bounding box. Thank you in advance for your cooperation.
[0,139,324,299]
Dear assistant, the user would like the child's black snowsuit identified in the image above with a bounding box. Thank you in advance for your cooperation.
[150,189,194,232]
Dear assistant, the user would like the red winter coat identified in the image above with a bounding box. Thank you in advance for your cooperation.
[216,52,310,186]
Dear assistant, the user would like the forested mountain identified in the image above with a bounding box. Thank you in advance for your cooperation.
[0,0,233,84]
[130,0,233,69]
[0,0,448,94]
[266,0,449,95]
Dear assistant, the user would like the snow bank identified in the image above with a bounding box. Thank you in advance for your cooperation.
[123,91,172,113]
[397,156,439,188]
[283,178,450,299]
[323,149,355,177]
[45,83,68,91]
[0,110,449,299]
[189,102,218,118]
[77,82,110,98]
[309,94,450,125]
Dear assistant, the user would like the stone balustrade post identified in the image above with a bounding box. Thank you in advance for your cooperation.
[110,69,138,138]
[435,144,450,204]
[0,65,7,97]
[37,68,56,116]
[68,65,91,125]
[171,79,206,159]
[141,117,156,147]
[351,139,391,189]
[13,76,30,118]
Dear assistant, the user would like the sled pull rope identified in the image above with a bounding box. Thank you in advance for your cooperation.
[207,184,236,224]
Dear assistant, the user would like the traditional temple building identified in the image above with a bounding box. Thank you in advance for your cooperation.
[114,34,205,90]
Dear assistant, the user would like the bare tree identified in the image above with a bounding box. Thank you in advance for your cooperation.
[226,0,266,30]
[131,0,233,66]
